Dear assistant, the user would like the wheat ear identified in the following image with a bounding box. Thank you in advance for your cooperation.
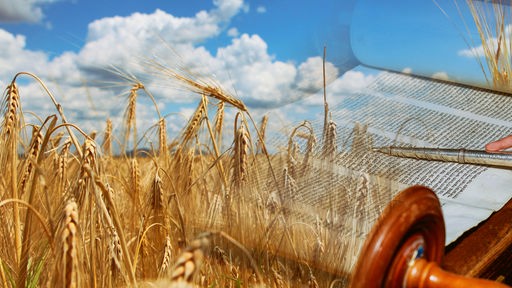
[322,120,337,160]
[232,116,249,190]
[61,200,80,288]
[170,234,210,282]
[158,235,173,278]
[213,101,224,147]
[2,81,22,263]
[182,95,207,145]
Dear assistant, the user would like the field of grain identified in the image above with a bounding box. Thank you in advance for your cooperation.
[0,64,397,288]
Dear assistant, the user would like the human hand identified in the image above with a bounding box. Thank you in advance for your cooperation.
[485,135,512,152]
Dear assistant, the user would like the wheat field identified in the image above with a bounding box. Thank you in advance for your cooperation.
[0,65,395,288]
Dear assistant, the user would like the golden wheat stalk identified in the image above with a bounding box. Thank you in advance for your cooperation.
[2,81,20,138]
[302,132,316,177]
[256,115,268,154]
[158,235,173,278]
[232,121,249,190]
[182,95,208,145]
[92,176,137,285]
[463,0,512,90]
[213,101,224,148]
[152,171,165,211]
[109,228,123,278]
[60,200,80,288]
[158,118,168,158]
[57,139,71,195]
[170,234,210,283]
[322,120,337,160]
[19,125,43,196]
[12,72,83,157]
[124,83,143,154]
[103,118,113,157]
[152,60,248,112]
[2,80,22,263]
[130,158,141,211]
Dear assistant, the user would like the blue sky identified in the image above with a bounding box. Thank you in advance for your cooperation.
[0,0,497,142]
[1,0,356,66]
[352,0,489,86]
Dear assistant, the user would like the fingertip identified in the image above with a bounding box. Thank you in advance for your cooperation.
[485,142,500,152]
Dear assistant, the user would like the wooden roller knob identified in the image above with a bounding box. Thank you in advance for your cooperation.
[350,185,511,287]
[405,258,509,287]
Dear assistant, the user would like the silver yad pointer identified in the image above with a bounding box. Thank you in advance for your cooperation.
[372,146,512,169]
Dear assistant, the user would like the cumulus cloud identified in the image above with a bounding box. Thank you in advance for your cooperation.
[227,27,239,37]
[260,69,378,137]
[458,24,512,58]
[301,70,376,107]
[0,29,49,77]
[0,0,372,145]
[432,71,449,81]
[402,67,412,74]
[0,0,59,23]
[296,57,338,93]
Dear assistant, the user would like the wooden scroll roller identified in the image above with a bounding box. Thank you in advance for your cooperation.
[350,185,509,287]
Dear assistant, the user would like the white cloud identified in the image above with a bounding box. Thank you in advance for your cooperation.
[216,33,298,106]
[458,24,512,58]
[0,0,374,147]
[432,71,449,81]
[330,69,376,95]
[296,56,338,93]
[227,27,239,37]
[256,6,267,14]
[300,69,377,107]
[458,45,485,58]
[0,29,49,77]
[0,0,59,23]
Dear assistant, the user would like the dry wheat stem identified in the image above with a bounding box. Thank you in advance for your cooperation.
[216,231,264,284]
[132,222,167,275]
[109,229,123,278]
[204,114,228,188]
[323,120,337,160]
[158,118,168,158]
[19,126,43,196]
[155,64,248,112]
[0,198,52,240]
[12,71,83,157]
[152,172,165,211]
[0,258,7,288]
[18,115,57,288]
[124,84,142,154]
[92,177,137,286]
[103,118,113,157]
[85,165,137,286]
[457,0,512,90]
[257,115,269,154]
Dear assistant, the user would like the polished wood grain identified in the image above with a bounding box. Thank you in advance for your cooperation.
[406,258,509,288]
[443,197,512,284]
[351,185,512,287]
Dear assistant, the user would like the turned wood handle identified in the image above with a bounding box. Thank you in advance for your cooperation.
[406,258,509,288]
